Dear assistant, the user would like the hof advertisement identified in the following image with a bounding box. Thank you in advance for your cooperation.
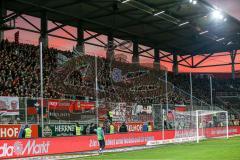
[0,96,19,116]
[0,124,38,139]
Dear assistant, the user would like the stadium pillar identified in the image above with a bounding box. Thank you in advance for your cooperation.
[132,40,139,64]
[172,53,178,75]
[106,34,115,60]
[0,0,6,42]
[230,50,237,80]
[40,11,48,48]
[154,47,160,70]
[76,24,85,54]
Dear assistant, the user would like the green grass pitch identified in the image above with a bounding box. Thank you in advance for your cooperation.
[74,136,240,160]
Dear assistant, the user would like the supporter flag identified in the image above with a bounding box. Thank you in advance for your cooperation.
[112,68,122,82]
[27,99,47,116]
[14,31,19,44]
[74,101,95,111]
[27,99,38,115]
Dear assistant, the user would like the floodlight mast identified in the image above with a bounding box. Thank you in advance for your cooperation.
[95,55,99,126]
[40,42,44,137]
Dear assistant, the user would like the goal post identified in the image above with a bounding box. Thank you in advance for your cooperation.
[175,110,229,143]
[196,110,199,143]
[149,108,229,146]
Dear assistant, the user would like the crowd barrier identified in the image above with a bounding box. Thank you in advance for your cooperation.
[0,122,154,139]
[0,126,240,159]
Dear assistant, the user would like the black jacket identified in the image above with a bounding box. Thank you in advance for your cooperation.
[119,124,128,132]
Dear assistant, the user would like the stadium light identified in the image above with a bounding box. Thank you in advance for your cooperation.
[122,0,131,3]
[199,30,208,35]
[212,10,224,20]
[216,37,224,42]
[178,21,189,27]
[192,0,197,5]
[189,0,197,5]
[154,11,165,16]
[227,41,233,45]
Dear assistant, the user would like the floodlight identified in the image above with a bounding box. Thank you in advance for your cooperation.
[199,31,208,35]
[189,0,197,5]
[178,21,189,27]
[192,0,197,5]
[154,11,165,16]
[216,38,224,42]
[212,10,224,20]
[227,41,233,45]
[122,0,131,3]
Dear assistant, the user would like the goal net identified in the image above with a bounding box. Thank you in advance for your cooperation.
[175,110,229,143]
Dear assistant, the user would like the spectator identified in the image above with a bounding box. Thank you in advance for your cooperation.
[119,122,128,133]
[75,122,82,136]
[142,122,148,132]
[110,122,115,134]
[90,123,96,134]
[24,124,32,139]
[103,119,110,134]
[82,125,87,135]
[107,111,113,123]
[86,124,91,135]
[148,122,152,132]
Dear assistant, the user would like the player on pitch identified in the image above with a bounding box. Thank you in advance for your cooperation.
[95,123,105,154]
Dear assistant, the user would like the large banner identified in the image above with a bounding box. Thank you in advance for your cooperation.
[0,126,239,159]
[26,99,48,124]
[0,124,38,139]
[114,122,153,132]
[175,105,186,112]
[0,131,164,159]
[27,99,47,116]
[205,126,240,138]
[41,123,76,137]
[48,99,95,121]
[99,102,153,122]
[0,96,19,116]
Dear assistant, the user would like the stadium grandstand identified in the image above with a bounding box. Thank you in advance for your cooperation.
[0,0,240,159]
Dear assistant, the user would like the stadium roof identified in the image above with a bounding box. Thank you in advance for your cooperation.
[4,0,240,55]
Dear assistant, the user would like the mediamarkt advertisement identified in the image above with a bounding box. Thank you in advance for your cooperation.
[0,139,50,158]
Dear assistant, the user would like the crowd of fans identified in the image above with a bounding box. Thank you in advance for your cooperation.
[0,40,199,106]
[0,40,61,98]
[0,40,240,123]
[169,73,240,117]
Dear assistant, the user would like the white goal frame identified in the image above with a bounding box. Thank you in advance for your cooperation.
[147,109,229,146]
[195,110,229,143]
